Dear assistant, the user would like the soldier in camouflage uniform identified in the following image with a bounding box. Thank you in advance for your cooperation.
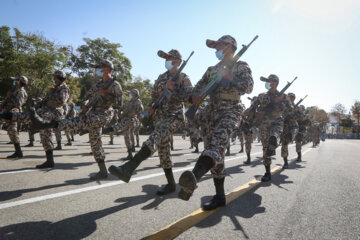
[30,60,122,180]
[64,102,78,146]
[253,74,292,181]
[104,89,143,159]
[108,49,193,196]
[280,92,299,169]
[178,35,254,210]
[0,76,28,158]
[295,105,310,161]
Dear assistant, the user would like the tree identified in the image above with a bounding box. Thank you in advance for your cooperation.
[351,100,360,125]
[0,26,80,102]
[306,106,329,123]
[123,76,153,109]
[330,103,346,124]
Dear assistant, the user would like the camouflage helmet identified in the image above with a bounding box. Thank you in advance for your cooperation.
[11,76,28,86]
[260,74,279,83]
[89,60,114,70]
[288,92,296,99]
[206,35,237,50]
[157,49,182,60]
[131,89,139,97]
[51,70,67,80]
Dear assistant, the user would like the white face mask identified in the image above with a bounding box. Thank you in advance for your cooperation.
[215,50,224,60]
[96,68,103,77]
[265,82,272,90]
[165,60,173,70]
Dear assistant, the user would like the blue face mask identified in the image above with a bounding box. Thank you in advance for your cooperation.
[215,50,224,60]
[265,82,272,90]
[129,93,132,99]
[165,60,173,70]
[96,68,103,77]
[13,81,17,86]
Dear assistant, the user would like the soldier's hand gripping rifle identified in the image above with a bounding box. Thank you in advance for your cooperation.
[295,95,308,107]
[263,76,298,115]
[86,76,116,109]
[150,51,194,112]
[185,35,259,120]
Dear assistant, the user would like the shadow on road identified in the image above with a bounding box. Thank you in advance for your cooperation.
[197,186,266,239]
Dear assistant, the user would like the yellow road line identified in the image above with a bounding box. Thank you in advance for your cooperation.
[144,148,313,240]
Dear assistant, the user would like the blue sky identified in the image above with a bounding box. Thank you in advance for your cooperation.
[1,0,359,112]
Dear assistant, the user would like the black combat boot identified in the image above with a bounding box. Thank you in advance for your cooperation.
[178,156,215,201]
[108,145,151,183]
[7,143,23,158]
[90,161,108,181]
[30,108,58,130]
[136,138,140,147]
[24,140,34,147]
[131,145,136,152]
[71,133,74,141]
[171,141,174,151]
[239,146,244,153]
[244,153,251,164]
[65,139,72,146]
[54,141,62,150]
[192,145,199,153]
[36,150,54,169]
[261,165,271,182]
[202,177,226,211]
[282,157,288,169]
[156,168,176,196]
[109,139,114,145]
[122,149,133,160]
[296,152,302,162]
[226,146,230,156]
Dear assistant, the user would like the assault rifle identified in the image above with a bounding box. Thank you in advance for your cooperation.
[185,35,259,120]
[150,51,194,111]
[295,95,308,107]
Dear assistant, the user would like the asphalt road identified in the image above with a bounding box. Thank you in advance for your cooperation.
[0,131,359,240]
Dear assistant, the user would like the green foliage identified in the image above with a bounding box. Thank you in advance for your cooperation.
[306,106,329,123]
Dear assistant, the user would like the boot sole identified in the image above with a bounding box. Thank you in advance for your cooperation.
[178,171,197,201]
[108,165,131,183]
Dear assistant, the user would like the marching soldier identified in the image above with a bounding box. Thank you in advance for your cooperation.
[253,74,292,181]
[295,105,311,161]
[0,76,28,158]
[30,60,122,180]
[280,92,299,169]
[64,102,78,146]
[105,89,143,159]
[24,97,43,147]
[108,49,193,196]
[178,35,254,210]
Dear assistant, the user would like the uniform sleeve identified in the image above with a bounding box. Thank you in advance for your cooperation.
[8,89,27,109]
[232,62,253,95]
[109,81,123,108]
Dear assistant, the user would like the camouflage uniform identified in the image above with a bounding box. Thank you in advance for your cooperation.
[57,77,122,163]
[134,112,143,146]
[280,94,299,159]
[146,68,192,169]
[2,85,28,145]
[108,109,119,144]
[192,60,253,178]
[36,81,70,151]
[255,75,292,168]
[112,91,143,150]
[295,106,310,154]
[64,103,78,144]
